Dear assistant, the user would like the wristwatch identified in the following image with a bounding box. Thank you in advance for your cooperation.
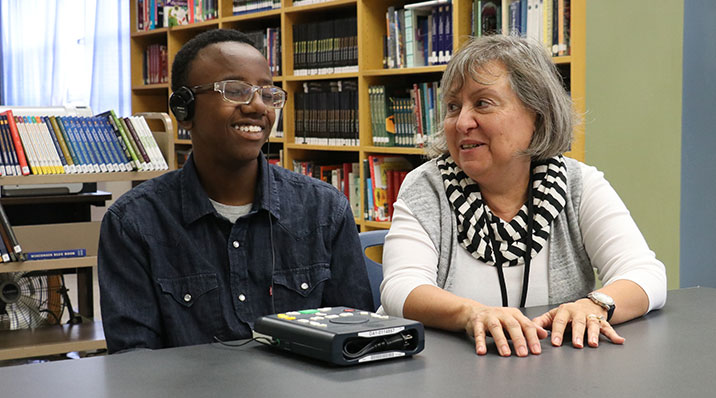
[586,291,616,321]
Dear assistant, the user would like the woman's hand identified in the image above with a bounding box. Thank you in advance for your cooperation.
[532,299,625,348]
[465,305,549,357]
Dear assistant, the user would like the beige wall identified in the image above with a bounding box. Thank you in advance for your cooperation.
[585,1,683,288]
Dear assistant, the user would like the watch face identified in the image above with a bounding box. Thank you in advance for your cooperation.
[590,292,615,306]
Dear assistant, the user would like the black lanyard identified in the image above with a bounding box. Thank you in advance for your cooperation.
[487,174,535,308]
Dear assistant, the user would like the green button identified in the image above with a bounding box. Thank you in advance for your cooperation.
[298,309,319,314]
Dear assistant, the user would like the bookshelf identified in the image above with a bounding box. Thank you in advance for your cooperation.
[0,112,173,361]
[129,0,585,231]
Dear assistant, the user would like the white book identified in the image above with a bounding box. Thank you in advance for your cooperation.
[37,119,66,173]
[134,116,169,170]
[26,118,52,173]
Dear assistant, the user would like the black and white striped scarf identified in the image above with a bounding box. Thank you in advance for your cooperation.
[436,154,568,267]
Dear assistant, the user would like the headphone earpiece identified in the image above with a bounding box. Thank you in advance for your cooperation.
[169,86,196,122]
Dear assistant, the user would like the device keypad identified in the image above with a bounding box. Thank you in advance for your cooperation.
[275,308,390,329]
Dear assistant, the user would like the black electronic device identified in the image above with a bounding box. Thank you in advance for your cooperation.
[169,86,196,122]
[254,306,424,366]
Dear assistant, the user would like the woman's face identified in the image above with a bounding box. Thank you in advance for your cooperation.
[443,61,536,185]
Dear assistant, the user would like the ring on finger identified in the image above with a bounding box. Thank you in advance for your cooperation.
[587,314,605,322]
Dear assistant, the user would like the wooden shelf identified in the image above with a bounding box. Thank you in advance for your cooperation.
[285,0,357,14]
[284,72,359,81]
[1,256,97,273]
[131,27,168,37]
[132,83,169,92]
[0,170,167,185]
[362,65,446,76]
[286,143,360,152]
[0,322,105,361]
[363,146,426,155]
[363,220,390,229]
[222,8,281,22]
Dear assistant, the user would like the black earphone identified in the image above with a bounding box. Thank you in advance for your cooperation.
[169,86,196,122]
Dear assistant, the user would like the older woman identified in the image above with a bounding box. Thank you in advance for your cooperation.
[380,35,667,357]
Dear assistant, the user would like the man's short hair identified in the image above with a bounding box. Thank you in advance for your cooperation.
[171,29,255,91]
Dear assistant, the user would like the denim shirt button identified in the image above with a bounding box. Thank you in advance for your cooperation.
[238,294,246,302]
[183,293,192,302]
[300,282,309,290]
[232,241,240,248]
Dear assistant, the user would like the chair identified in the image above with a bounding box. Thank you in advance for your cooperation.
[359,230,389,311]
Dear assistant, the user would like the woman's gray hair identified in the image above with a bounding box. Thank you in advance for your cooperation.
[426,35,576,160]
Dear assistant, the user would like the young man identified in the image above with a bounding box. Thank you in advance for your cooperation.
[98,29,373,354]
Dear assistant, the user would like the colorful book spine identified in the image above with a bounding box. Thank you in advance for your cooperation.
[109,111,142,170]
[0,111,30,175]
[0,117,12,176]
[93,117,127,172]
[26,116,53,174]
[47,116,77,173]
[0,201,25,261]
[55,117,89,173]
[122,117,151,169]
[36,116,66,174]
[96,115,134,171]
[82,117,116,172]
[77,117,111,172]
[96,111,138,170]
[26,248,87,261]
[134,116,168,170]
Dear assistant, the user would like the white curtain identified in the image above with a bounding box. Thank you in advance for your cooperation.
[0,0,130,116]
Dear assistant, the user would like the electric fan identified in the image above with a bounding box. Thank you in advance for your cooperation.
[0,272,65,330]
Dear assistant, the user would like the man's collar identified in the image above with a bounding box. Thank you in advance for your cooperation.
[180,152,281,225]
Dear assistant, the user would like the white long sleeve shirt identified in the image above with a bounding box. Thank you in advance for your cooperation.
[381,162,667,317]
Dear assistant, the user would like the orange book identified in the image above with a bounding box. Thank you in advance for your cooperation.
[0,110,30,175]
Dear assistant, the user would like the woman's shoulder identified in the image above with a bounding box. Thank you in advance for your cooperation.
[400,159,442,195]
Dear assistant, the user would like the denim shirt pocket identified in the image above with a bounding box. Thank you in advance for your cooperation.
[156,273,219,308]
[272,264,331,310]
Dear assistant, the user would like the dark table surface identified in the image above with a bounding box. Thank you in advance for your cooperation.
[2,287,713,397]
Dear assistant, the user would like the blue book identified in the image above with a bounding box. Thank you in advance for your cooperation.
[79,117,113,172]
[95,117,129,171]
[87,118,121,171]
[26,248,87,261]
[56,117,88,173]
[69,117,102,172]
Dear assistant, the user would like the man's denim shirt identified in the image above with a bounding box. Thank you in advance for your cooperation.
[98,154,373,353]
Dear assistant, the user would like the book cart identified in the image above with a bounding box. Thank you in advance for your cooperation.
[0,111,174,361]
[130,0,585,232]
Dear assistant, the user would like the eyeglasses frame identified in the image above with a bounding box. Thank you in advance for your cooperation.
[191,80,286,109]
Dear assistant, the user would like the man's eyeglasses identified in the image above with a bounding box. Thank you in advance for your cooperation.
[192,80,287,109]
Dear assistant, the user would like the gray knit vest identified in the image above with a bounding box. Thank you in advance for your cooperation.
[398,156,594,305]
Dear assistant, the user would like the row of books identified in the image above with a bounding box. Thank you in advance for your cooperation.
[294,80,359,147]
[290,155,416,223]
[136,0,218,31]
[369,81,442,148]
[364,155,412,222]
[232,0,280,15]
[0,110,168,176]
[292,17,359,76]
[477,0,570,56]
[245,28,282,76]
[0,202,87,264]
[143,44,169,85]
[384,1,453,69]
[292,161,361,219]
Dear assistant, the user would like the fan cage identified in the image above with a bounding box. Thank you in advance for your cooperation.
[0,272,65,330]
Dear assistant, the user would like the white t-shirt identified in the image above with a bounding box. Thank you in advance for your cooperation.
[380,162,667,316]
